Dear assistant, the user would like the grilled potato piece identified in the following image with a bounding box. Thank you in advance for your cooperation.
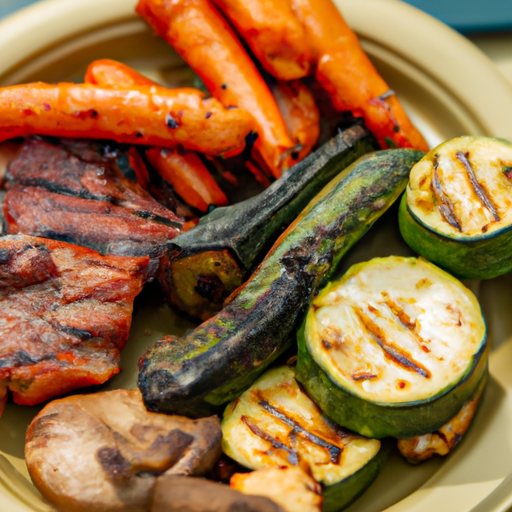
[398,376,485,463]
[231,467,322,512]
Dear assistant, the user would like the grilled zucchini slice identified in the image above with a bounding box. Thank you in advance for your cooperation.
[296,256,488,439]
[399,136,512,279]
[222,366,390,512]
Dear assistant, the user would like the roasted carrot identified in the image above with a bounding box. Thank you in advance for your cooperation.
[210,0,311,80]
[289,0,429,152]
[85,59,229,211]
[272,80,320,161]
[126,147,151,190]
[0,82,255,156]
[136,0,297,178]
[85,59,156,87]
[146,148,228,212]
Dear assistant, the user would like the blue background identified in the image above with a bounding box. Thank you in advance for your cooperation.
[0,0,511,33]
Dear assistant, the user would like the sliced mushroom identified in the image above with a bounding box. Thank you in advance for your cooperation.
[150,475,286,512]
[25,388,222,512]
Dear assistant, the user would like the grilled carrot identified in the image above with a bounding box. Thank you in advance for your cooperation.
[85,59,229,211]
[211,0,311,80]
[136,0,296,178]
[146,148,228,212]
[126,147,151,190]
[289,0,429,151]
[272,80,320,161]
[85,58,156,87]
[0,82,255,156]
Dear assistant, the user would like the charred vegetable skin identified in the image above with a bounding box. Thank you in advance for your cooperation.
[296,257,488,439]
[161,125,379,320]
[139,148,423,417]
[399,136,512,279]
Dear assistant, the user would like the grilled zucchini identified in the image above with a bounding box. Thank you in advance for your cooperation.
[222,366,390,512]
[399,136,512,279]
[296,256,488,439]
[139,149,423,418]
[163,125,378,320]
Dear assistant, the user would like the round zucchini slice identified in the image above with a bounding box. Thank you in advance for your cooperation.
[399,135,512,279]
[222,366,390,512]
[296,256,488,440]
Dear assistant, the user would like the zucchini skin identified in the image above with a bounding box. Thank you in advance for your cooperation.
[399,195,512,279]
[138,149,424,418]
[296,325,488,440]
[161,125,379,320]
[398,136,512,280]
[397,372,486,464]
[323,440,391,512]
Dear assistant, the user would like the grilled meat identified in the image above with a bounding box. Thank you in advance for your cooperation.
[3,139,182,273]
[0,234,149,410]
[25,388,222,512]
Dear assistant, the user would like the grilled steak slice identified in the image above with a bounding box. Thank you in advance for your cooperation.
[25,388,222,512]
[4,139,182,269]
[0,235,149,410]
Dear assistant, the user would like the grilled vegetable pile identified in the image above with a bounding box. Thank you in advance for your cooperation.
[0,0,505,510]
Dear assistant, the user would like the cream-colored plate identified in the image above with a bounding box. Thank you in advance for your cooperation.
[1,0,512,511]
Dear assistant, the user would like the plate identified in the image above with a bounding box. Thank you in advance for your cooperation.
[0,0,512,511]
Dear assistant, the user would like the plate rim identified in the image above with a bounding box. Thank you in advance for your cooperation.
[0,1,511,511]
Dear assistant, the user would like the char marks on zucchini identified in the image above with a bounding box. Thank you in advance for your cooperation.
[222,366,388,512]
[400,136,512,279]
[297,256,488,439]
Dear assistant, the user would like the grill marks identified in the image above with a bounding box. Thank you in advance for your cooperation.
[4,139,182,265]
[380,293,431,353]
[456,150,500,223]
[242,391,347,467]
[0,235,149,409]
[431,151,501,234]
[258,399,343,464]
[242,416,300,466]
[354,307,431,378]
[431,156,462,232]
